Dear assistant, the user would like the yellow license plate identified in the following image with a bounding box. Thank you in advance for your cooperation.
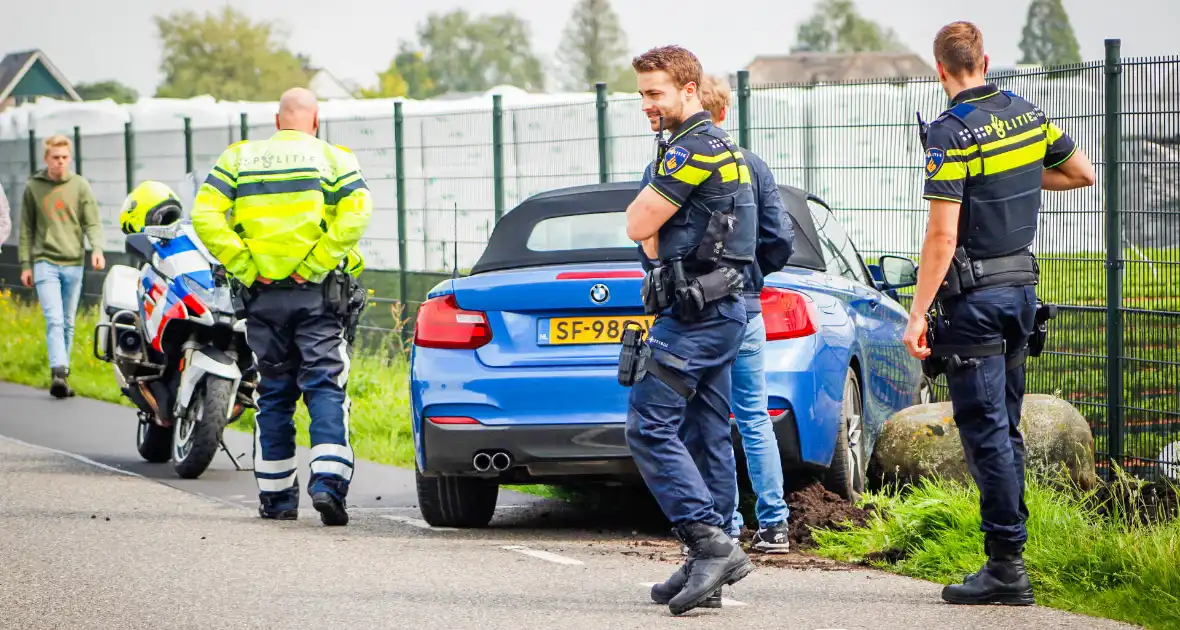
[544,315,654,345]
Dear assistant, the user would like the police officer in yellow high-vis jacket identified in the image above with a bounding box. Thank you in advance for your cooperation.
[191,87,373,526]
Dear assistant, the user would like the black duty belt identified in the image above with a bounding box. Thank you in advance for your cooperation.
[939,247,1039,300]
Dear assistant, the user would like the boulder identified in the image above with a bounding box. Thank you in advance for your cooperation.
[870,394,1097,490]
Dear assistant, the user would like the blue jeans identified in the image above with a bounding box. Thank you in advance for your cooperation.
[33,261,85,370]
[729,314,790,534]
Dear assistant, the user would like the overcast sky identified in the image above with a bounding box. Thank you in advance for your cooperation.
[3,0,1174,96]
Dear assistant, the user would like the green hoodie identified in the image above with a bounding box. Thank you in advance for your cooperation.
[19,169,105,271]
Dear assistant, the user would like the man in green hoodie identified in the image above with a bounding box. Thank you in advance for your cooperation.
[19,134,105,398]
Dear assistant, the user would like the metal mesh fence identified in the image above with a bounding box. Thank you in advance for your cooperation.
[1,43,1177,480]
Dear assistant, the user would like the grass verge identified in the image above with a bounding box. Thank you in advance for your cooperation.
[811,471,1180,630]
[0,290,560,498]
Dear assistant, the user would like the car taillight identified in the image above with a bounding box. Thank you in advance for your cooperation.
[761,287,818,341]
[414,294,493,349]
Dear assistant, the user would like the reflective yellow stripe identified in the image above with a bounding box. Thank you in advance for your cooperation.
[738,164,750,183]
[984,141,1047,174]
[945,127,1045,158]
[1046,122,1066,144]
[719,163,737,182]
[690,153,733,164]
[671,164,712,186]
[931,160,969,181]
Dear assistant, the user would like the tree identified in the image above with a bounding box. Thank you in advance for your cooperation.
[153,7,310,101]
[1018,0,1082,67]
[360,44,438,99]
[74,80,139,103]
[554,0,631,92]
[416,9,546,94]
[792,0,907,54]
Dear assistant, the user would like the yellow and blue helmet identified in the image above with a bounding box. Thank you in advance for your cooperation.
[120,180,183,234]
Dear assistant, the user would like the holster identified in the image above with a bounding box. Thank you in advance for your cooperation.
[617,325,647,387]
[615,324,695,399]
[666,258,744,322]
[641,266,673,315]
[938,247,1040,301]
[1028,300,1058,358]
[323,269,368,344]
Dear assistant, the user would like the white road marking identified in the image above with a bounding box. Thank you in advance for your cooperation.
[379,515,457,531]
[0,434,144,479]
[638,582,747,607]
[501,545,584,565]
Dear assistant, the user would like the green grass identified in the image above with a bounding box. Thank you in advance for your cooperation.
[0,290,562,499]
[812,472,1180,630]
[0,290,415,469]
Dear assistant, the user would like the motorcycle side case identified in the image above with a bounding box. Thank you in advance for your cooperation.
[95,264,143,363]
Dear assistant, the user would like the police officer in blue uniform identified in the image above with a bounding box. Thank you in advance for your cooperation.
[638,73,795,610]
[620,45,758,616]
[903,22,1095,605]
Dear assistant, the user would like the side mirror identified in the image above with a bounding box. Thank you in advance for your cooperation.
[879,255,918,289]
[125,233,155,265]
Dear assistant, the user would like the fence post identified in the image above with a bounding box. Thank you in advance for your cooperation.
[240,112,248,141]
[737,70,751,150]
[493,94,505,223]
[124,120,135,193]
[183,117,194,174]
[1103,38,1124,473]
[73,126,82,176]
[27,130,35,175]
[394,101,409,343]
[596,82,609,183]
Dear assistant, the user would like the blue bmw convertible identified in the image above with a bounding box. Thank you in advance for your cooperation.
[409,181,928,528]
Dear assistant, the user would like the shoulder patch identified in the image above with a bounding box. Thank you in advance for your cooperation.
[924,148,945,179]
[663,145,691,175]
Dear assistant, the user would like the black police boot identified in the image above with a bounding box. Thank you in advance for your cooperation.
[941,545,1035,606]
[667,521,754,615]
[49,367,74,399]
[258,493,298,521]
[312,491,349,526]
[650,528,722,608]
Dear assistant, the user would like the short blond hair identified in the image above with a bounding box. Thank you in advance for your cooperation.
[43,134,72,157]
[699,75,731,122]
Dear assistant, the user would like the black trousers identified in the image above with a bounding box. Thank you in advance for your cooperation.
[244,283,354,510]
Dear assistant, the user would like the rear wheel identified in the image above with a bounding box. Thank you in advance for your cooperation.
[172,377,234,479]
[416,469,499,528]
[824,367,866,502]
[136,418,172,463]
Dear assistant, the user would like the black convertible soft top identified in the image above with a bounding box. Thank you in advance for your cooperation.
[469,181,827,275]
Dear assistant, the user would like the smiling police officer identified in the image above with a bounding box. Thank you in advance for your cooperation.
[903,22,1095,606]
[620,45,758,616]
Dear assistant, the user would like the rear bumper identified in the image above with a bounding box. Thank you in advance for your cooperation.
[421,419,638,480]
[419,407,805,481]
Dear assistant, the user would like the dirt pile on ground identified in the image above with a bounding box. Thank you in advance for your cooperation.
[785,483,875,549]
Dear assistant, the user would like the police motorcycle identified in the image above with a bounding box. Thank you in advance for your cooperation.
[93,181,258,479]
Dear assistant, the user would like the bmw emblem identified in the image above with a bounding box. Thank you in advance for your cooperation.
[589,283,610,304]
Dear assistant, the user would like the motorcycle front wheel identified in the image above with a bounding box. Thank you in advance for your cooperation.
[172,377,234,479]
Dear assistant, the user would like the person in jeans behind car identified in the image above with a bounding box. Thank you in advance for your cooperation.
[640,74,796,553]
[18,134,105,398]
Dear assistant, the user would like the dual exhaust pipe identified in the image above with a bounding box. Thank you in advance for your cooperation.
[473,450,512,472]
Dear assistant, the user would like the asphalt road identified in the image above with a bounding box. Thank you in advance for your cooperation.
[0,381,1141,629]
